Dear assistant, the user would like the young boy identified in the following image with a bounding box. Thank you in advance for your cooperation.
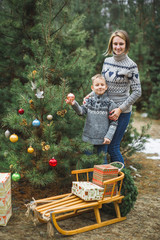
[65,74,118,163]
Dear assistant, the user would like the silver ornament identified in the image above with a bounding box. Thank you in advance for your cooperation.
[4,151,8,157]
[5,130,11,138]
[47,115,53,120]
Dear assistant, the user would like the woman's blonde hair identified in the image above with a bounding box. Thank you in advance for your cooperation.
[105,30,130,56]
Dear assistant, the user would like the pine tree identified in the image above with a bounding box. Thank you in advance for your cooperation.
[0,0,100,187]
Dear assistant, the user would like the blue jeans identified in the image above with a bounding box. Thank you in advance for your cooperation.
[94,144,108,164]
[108,112,131,166]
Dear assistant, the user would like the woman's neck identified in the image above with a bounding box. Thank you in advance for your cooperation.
[113,52,127,61]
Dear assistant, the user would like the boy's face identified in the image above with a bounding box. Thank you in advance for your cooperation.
[91,78,108,95]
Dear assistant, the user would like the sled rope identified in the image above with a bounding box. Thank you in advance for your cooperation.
[25,194,73,221]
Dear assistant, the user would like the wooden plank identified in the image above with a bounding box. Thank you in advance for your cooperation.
[36,195,78,211]
[94,207,101,224]
[71,168,94,174]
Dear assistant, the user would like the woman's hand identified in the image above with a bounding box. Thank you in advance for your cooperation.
[109,108,122,121]
[83,93,91,104]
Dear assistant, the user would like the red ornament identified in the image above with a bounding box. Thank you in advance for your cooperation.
[18,108,24,114]
[67,93,75,101]
[49,158,57,167]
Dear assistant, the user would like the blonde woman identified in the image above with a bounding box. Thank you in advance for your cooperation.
[101,29,142,165]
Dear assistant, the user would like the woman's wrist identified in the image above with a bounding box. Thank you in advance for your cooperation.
[118,107,122,113]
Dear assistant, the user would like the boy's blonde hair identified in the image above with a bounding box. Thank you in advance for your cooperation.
[91,74,106,85]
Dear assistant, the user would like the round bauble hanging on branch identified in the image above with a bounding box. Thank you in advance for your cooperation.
[27,146,34,153]
[32,119,40,127]
[5,130,11,138]
[18,108,24,114]
[9,134,18,143]
[49,157,57,167]
[4,151,9,157]
[12,173,21,181]
[47,114,53,121]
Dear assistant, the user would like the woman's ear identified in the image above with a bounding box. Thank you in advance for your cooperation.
[91,85,94,90]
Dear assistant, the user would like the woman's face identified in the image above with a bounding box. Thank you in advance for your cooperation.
[112,36,126,55]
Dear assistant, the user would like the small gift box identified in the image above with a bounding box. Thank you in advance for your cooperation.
[0,173,11,198]
[0,173,12,226]
[72,181,104,201]
[0,190,11,214]
[0,206,12,226]
[92,164,118,196]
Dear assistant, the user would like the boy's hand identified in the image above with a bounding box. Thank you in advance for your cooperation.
[103,138,111,144]
[65,99,75,105]
[65,93,75,105]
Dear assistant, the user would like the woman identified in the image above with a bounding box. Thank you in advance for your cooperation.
[101,29,142,165]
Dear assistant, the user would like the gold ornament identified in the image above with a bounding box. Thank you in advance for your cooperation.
[32,70,37,75]
[27,146,34,153]
[29,99,34,104]
[9,164,13,169]
[41,141,45,146]
[9,134,18,143]
[29,99,35,109]
[41,143,50,151]
[44,145,50,151]
[57,109,67,117]
[42,146,46,151]
[20,119,27,126]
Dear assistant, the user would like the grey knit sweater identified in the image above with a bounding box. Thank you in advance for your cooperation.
[102,53,142,113]
[72,91,118,145]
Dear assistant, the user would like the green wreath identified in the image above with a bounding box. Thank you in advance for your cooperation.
[120,168,138,216]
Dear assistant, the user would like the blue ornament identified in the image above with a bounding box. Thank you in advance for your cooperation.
[32,119,40,127]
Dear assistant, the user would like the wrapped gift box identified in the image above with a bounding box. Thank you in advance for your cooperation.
[92,164,118,196]
[0,206,12,226]
[0,173,12,226]
[0,190,11,214]
[72,181,104,201]
[0,173,11,198]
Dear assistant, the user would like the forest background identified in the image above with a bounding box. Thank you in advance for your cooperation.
[0,0,160,187]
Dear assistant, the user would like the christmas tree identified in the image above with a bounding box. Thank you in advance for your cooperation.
[0,0,100,187]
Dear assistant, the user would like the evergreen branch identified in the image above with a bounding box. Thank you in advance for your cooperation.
[21,18,31,40]
[50,24,66,37]
[0,32,18,39]
[50,0,70,37]
[60,78,66,109]
[52,0,70,22]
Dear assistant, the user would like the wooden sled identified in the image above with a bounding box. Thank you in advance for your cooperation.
[31,168,126,236]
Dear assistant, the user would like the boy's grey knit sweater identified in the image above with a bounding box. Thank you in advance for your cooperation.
[102,53,142,113]
[72,91,118,145]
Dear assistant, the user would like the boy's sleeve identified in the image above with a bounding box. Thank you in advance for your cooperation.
[104,100,118,141]
[72,101,87,115]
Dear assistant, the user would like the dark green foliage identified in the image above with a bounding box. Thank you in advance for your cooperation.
[120,108,150,157]
[120,168,138,217]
